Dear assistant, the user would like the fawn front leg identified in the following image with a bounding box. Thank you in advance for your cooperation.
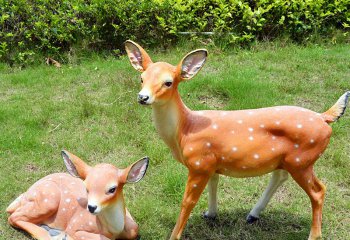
[204,173,219,219]
[170,171,211,240]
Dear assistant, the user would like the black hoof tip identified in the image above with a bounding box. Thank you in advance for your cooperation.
[202,211,217,221]
[246,214,259,224]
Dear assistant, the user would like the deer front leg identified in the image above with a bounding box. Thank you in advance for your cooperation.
[247,169,288,223]
[203,173,219,219]
[170,171,211,240]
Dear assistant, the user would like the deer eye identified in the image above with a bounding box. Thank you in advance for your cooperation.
[140,77,143,84]
[164,81,172,87]
[107,186,116,194]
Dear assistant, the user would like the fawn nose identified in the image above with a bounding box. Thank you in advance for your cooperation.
[88,205,97,213]
[138,94,149,104]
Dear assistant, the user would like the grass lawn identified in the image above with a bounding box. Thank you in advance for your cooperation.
[0,42,349,240]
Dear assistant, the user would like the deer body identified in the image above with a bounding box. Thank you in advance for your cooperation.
[7,151,149,240]
[125,40,349,240]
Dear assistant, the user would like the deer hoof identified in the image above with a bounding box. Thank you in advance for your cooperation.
[202,211,217,220]
[246,214,259,224]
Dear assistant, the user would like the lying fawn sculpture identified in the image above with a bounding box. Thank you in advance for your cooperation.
[7,150,149,240]
[125,40,349,240]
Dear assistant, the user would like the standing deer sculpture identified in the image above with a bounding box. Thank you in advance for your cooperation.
[125,40,349,240]
[7,150,149,240]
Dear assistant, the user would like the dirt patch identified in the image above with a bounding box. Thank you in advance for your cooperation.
[198,94,227,109]
[24,163,40,173]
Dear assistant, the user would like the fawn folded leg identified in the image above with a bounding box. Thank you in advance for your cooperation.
[203,173,219,219]
[288,167,325,240]
[75,231,112,240]
[169,171,211,240]
[11,221,52,240]
[247,169,289,223]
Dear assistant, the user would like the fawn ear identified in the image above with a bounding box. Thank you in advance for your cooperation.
[125,40,153,72]
[61,150,90,179]
[178,49,208,80]
[123,157,149,183]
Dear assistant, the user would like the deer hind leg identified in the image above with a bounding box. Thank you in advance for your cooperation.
[289,167,325,240]
[247,169,289,223]
[203,173,219,219]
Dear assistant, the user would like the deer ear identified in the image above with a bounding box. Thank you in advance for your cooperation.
[61,150,90,179]
[125,40,153,72]
[178,49,208,80]
[124,157,149,183]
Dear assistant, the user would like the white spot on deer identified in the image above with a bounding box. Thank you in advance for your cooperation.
[193,184,197,188]
[221,156,225,160]
[212,124,218,129]
[248,111,253,115]
[294,144,299,148]
[295,157,301,162]
[81,236,85,239]
[33,192,37,196]
[195,161,200,166]
[206,142,211,147]
[73,218,77,223]
[80,213,83,217]
[271,147,275,151]
[221,112,228,116]
[242,166,247,169]
[310,139,315,143]
[297,124,303,129]
[232,146,238,152]
[231,130,235,134]
[260,124,265,128]
[275,108,281,111]
[189,147,193,151]
[316,113,321,116]
[71,182,76,185]
[44,198,48,203]
[248,127,254,132]
[272,135,276,140]
[64,190,68,194]
[249,136,254,141]
[63,208,66,212]
[237,120,243,124]
[275,121,281,125]
[45,184,49,187]
[65,198,71,203]
[308,179,311,184]
[89,221,93,226]
[197,111,204,115]
[254,154,259,159]
[309,117,314,121]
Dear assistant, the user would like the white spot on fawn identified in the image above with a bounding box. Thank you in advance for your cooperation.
[310,139,315,143]
[232,146,238,152]
[297,124,303,128]
[237,120,243,124]
[248,127,254,132]
[276,108,281,111]
[65,198,71,203]
[254,154,259,159]
[275,121,281,125]
[189,147,193,151]
[221,112,228,116]
[271,147,275,151]
[63,208,66,211]
[89,221,93,226]
[248,111,253,115]
[221,156,225,160]
[64,190,68,194]
[193,184,197,188]
[212,124,218,129]
[294,144,299,148]
[260,124,265,128]
[231,130,235,134]
[309,117,314,121]
[272,136,276,140]
[295,157,301,162]
[195,161,200,166]
[206,142,211,147]
[44,199,48,203]
[249,136,254,141]
[242,166,247,169]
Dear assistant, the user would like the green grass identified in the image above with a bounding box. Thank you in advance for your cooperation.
[0,43,349,240]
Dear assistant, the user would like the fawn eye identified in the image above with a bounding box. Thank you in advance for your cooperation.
[140,77,143,84]
[107,186,116,194]
[164,81,172,87]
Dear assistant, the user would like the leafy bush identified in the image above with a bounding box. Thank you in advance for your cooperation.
[1,0,349,64]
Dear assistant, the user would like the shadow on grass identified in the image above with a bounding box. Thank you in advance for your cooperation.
[160,208,310,240]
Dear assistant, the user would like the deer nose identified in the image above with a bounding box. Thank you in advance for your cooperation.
[138,94,149,103]
[88,205,97,213]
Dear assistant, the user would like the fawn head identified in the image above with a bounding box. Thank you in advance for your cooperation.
[61,150,149,215]
[125,40,208,105]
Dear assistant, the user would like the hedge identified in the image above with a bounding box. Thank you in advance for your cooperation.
[0,0,349,64]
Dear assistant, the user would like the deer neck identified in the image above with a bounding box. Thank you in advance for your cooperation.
[152,91,190,162]
[98,194,126,235]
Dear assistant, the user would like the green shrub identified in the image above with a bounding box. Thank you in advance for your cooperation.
[0,0,349,65]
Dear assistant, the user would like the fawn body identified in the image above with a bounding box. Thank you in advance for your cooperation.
[125,40,349,240]
[7,151,149,240]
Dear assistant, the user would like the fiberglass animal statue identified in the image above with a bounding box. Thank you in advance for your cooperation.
[7,150,149,240]
[125,40,349,240]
